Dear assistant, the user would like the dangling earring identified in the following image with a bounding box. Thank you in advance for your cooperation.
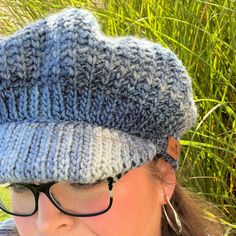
[162,195,182,235]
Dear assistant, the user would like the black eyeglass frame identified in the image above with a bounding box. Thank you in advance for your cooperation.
[0,176,118,217]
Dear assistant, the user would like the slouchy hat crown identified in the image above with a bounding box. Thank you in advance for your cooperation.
[0,7,197,184]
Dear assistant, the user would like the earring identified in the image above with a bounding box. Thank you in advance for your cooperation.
[162,195,182,235]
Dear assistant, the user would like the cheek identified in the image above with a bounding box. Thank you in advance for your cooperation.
[79,178,160,236]
[13,216,36,235]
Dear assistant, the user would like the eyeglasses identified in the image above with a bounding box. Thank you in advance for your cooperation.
[0,175,121,217]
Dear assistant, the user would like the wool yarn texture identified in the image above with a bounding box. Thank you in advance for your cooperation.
[0,8,197,184]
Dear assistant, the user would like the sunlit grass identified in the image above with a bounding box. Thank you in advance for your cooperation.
[0,0,235,234]
[0,189,10,221]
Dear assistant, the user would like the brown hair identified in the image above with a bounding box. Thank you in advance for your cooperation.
[147,159,225,236]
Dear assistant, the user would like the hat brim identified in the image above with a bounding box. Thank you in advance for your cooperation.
[0,122,157,184]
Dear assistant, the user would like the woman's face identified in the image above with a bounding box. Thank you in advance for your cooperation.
[13,160,175,236]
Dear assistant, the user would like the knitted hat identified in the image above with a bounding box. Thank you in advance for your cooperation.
[0,7,197,184]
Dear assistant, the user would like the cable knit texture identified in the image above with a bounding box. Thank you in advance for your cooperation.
[0,7,197,184]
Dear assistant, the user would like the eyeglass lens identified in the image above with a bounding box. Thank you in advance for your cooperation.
[0,181,111,216]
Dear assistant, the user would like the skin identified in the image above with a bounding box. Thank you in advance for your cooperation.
[13,159,176,236]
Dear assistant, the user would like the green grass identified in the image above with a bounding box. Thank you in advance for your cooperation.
[0,188,10,221]
[0,0,235,235]
[0,211,9,222]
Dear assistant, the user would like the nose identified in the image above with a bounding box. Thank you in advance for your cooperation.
[35,193,75,234]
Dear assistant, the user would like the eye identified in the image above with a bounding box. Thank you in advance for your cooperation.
[70,180,104,190]
[70,183,95,190]
[8,183,30,193]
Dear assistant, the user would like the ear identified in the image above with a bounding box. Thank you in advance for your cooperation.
[155,159,176,204]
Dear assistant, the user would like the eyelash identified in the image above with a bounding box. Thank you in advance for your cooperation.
[6,179,107,192]
[70,181,103,189]
[7,183,28,193]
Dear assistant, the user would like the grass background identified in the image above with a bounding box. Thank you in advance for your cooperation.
[0,0,235,235]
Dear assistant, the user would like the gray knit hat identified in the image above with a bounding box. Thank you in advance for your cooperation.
[0,7,197,184]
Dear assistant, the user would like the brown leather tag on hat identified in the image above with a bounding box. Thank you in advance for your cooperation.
[166,136,181,160]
